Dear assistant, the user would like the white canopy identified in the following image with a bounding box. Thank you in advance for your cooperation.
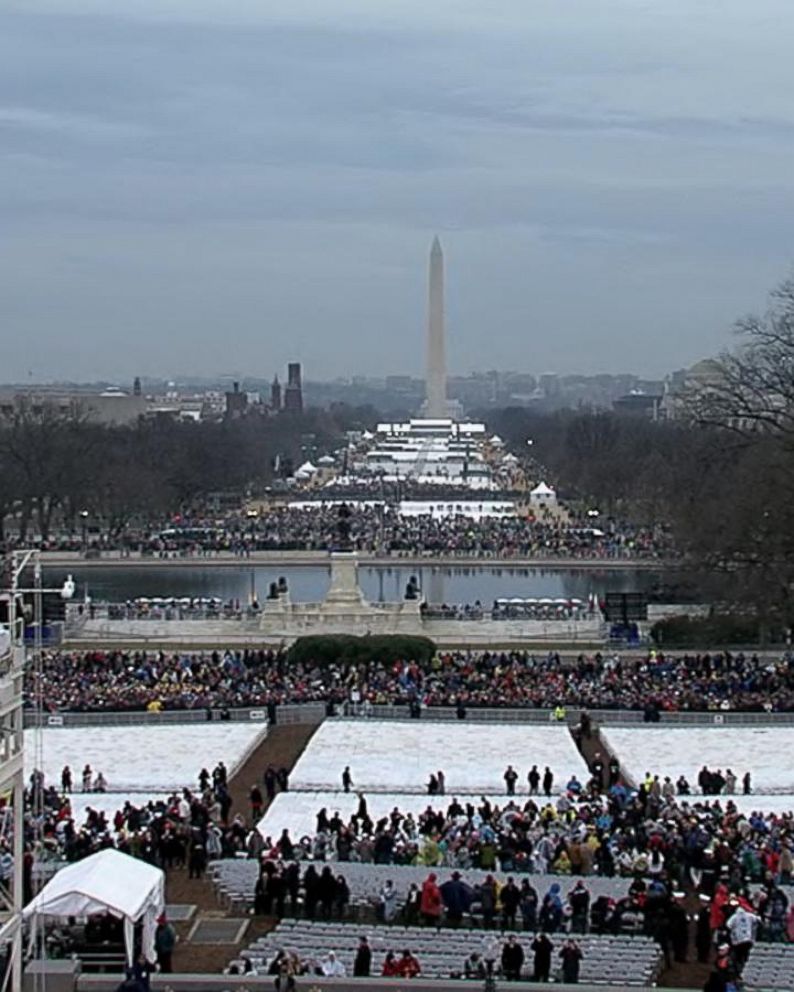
[24,850,165,965]
[530,482,556,496]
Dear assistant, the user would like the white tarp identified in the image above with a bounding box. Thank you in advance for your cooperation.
[23,849,165,965]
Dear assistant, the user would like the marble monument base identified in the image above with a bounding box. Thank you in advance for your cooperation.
[260,551,422,635]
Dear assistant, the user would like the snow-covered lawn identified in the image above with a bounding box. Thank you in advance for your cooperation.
[601,726,794,793]
[24,723,267,792]
[290,719,587,794]
[258,791,538,841]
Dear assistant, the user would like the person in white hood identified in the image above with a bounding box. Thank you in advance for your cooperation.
[322,951,346,977]
[726,903,758,973]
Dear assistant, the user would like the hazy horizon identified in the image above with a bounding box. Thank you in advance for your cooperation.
[4,1,794,382]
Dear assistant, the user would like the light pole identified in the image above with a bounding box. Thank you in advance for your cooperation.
[0,550,74,991]
[79,509,89,553]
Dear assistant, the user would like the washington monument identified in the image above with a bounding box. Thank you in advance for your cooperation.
[425,236,447,418]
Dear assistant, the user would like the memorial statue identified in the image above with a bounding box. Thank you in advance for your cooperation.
[335,502,353,552]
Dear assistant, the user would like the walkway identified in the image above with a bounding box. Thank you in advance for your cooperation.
[165,721,319,973]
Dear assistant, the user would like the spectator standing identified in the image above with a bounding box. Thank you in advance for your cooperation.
[353,936,371,977]
[726,903,758,974]
[440,871,471,927]
[528,765,540,795]
[249,785,263,822]
[263,766,277,801]
[420,872,443,927]
[504,766,518,796]
[532,934,554,982]
[559,939,583,984]
[379,880,398,922]
[154,915,176,973]
[501,935,524,981]
[500,877,521,930]
[568,881,590,934]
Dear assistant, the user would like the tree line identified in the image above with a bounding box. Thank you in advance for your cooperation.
[487,273,794,630]
[0,404,375,543]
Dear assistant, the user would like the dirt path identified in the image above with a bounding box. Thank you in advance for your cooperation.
[573,720,713,990]
[167,721,319,972]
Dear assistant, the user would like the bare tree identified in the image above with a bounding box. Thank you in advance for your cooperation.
[688,275,794,440]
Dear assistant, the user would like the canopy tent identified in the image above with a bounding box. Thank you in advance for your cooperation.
[23,850,165,965]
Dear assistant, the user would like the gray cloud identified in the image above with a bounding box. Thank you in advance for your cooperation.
[3,1,794,382]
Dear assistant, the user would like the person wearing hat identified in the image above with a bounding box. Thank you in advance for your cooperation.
[695,895,713,964]
[321,951,346,977]
[154,914,176,973]
[702,943,737,992]
[669,892,690,963]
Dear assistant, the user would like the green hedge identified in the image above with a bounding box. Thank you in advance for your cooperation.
[650,614,785,647]
[286,634,437,667]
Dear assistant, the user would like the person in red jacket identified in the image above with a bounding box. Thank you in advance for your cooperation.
[381,952,400,977]
[396,950,422,978]
[420,872,443,926]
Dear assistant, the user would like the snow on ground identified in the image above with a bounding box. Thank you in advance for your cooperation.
[290,719,587,794]
[257,791,544,841]
[24,723,267,792]
[601,726,794,793]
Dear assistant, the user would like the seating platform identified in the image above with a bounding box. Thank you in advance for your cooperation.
[744,943,794,990]
[235,918,662,985]
[210,859,634,914]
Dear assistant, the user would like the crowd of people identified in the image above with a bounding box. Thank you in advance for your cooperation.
[28,646,794,713]
[251,931,587,983]
[25,759,270,895]
[11,504,672,561]
[247,760,794,989]
[15,719,794,992]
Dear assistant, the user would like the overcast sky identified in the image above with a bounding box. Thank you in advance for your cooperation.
[3,0,794,383]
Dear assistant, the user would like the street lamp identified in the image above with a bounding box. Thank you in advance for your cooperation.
[79,509,89,552]
[0,550,75,991]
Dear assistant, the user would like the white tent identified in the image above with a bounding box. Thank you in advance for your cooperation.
[529,481,557,507]
[24,850,165,965]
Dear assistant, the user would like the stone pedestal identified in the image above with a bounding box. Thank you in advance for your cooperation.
[324,552,365,608]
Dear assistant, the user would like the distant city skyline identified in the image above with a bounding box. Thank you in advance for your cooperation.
[4,1,794,381]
